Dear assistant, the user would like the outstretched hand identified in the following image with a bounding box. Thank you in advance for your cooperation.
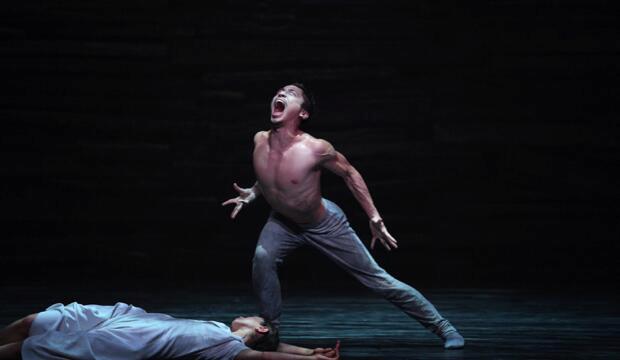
[369,218,398,251]
[314,340,340,359]
[221,182,256,219]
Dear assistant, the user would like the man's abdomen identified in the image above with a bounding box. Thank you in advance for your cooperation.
[263,188,324,224]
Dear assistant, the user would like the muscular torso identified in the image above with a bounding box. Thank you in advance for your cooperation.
[253,131,326,224]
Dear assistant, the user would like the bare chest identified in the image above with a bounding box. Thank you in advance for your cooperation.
[253,143,318,190]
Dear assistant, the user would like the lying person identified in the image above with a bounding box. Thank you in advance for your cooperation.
[0,302,339,360]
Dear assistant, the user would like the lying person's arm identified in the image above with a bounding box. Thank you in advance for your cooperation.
[236,341,339,360]
[276,342,312,355]
[277,342,335,356]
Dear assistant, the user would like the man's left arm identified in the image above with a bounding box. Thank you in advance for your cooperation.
[235,341,340,360]
[318,140,398,251]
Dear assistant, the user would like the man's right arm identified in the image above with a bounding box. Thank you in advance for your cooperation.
[243,131,267,203]
[221,181,261,219]
[247,131,267,201]
[221,131,265,219]
[248,181,262,200]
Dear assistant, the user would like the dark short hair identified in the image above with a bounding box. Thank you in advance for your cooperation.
[291,82,315,121]
[251,320,280,352]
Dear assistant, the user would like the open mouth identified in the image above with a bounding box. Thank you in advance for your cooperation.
[272,99,286,116]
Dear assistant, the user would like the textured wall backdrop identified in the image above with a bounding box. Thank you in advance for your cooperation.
[2,1,619,291]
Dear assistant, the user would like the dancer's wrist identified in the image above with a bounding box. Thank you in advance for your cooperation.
[370,215,382,223]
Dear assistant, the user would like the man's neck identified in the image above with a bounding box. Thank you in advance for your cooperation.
[232,328,254,345]
[269,123,302,150]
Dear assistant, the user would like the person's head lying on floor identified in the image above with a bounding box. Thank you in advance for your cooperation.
[230,315,279,351]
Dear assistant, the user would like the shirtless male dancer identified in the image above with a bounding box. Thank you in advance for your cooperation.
[222,83,464,349]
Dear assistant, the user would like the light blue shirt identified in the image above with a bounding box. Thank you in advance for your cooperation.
[22,302,248,360]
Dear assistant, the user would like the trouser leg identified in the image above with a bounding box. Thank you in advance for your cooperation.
[252,214,304,326]
[303,201,457,336]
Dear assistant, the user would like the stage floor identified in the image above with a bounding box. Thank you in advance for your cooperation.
[1,286,618,359]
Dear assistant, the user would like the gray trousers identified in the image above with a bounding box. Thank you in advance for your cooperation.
[252,199,456,336]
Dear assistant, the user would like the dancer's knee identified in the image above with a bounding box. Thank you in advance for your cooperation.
[0,314,36,345]
[252,245,276,272]
[15,314,37,339]
[18,314,37,337]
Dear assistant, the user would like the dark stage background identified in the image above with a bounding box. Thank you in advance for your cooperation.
[2,1,619,294]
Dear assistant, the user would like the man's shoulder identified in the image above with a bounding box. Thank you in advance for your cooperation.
[308,134,332,148]
[254,130,269,144]
[301,134,335,157]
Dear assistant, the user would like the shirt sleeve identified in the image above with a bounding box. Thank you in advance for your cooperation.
[200,338,249,360]
[195,322,249,360]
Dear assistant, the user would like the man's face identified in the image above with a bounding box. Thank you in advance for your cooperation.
[270,85,307,124]
[230,316,265,332]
